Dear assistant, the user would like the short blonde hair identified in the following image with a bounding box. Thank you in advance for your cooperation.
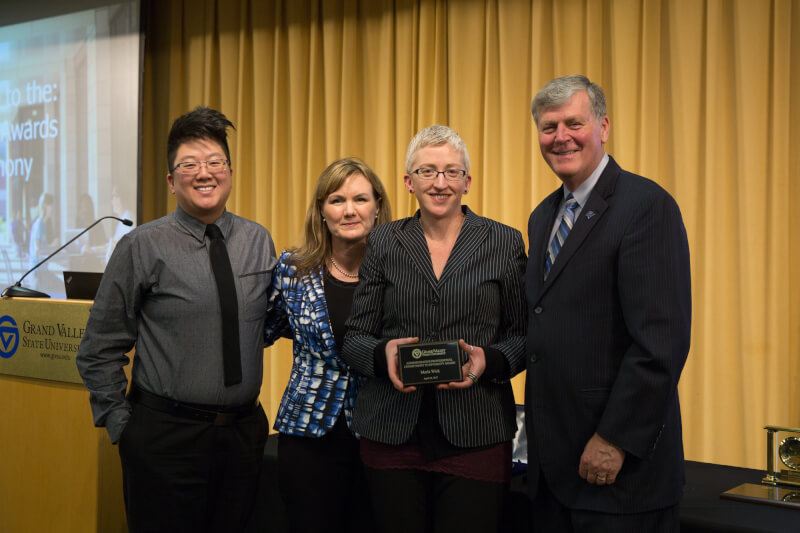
[405,125,470,174]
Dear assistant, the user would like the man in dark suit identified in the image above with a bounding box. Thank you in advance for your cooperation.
[525,75,691,532]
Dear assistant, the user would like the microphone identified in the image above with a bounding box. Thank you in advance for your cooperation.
[2,215,134,299]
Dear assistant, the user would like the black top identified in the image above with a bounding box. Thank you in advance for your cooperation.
[323,268,359,350]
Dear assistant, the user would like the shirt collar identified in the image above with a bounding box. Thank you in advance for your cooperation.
[174,205,233,242]
[563,152,609,208]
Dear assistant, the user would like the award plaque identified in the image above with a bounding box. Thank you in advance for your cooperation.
[398,341,464,386]
[721,425,800,509]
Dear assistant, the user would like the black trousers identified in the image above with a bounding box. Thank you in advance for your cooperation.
[365,466,507,533]
[277,416,374,533]
[118,401,269,533]
[531,473,680,533]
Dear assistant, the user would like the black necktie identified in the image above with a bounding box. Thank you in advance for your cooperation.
[206,224,242,386]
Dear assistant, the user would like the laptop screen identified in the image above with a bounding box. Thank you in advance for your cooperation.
[63,271,103,300]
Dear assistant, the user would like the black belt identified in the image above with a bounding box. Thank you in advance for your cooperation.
[128,386,259,426]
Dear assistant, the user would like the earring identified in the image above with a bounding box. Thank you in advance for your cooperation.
[464,190,469,194]
[409,189,414,194]
[375,210,379,219]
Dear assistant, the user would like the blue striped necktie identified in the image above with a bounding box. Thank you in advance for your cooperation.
[544,194,579,280]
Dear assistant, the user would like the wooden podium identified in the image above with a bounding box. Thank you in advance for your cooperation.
[0,298,127,533]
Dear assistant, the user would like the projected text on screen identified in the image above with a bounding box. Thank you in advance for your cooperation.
[0,2,140,297]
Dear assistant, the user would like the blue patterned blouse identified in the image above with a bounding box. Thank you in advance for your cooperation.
[264,250,364,437]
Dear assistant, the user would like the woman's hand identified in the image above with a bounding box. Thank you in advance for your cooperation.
[437,339,485,390]
[386,337,419,393]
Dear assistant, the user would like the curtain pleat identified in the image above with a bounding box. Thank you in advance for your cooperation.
[140,0,800,469]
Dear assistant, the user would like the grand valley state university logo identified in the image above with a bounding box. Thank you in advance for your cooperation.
[0,315,20,358]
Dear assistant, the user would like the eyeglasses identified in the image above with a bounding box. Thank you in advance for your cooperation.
[173,159,230,174]
[411,168,467,181]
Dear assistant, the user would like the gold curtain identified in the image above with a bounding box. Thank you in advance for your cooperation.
[140,0,800,469]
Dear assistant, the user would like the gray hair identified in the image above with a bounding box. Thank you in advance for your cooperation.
[405,125,470,174]
[531,75,607,125]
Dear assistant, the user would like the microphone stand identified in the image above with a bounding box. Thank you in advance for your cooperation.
[2,215,133,298]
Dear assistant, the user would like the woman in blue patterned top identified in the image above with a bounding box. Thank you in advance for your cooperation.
[264,157,392,533]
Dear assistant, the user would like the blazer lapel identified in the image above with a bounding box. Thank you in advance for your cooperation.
[438,207,488,285]
[530,191,561,293]
[538,157,621,294]
[306,268,337,352]
[393,213,440,292]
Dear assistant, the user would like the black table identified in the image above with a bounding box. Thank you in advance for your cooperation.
[246,437,799,532]
[680,460,797,533]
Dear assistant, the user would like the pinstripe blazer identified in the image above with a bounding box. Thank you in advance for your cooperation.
[525,157,691,513]
[342,206,527,448]
[264,251,363,437]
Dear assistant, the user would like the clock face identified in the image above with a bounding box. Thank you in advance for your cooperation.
[783,492,800,503]
[779,436,800,470]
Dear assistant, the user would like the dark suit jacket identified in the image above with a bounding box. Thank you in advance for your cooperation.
[525,156,691,513]
[343,207,527,447]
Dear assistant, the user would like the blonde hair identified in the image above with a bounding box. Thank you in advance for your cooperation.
[288,157,392,278]
[405,125,470,174]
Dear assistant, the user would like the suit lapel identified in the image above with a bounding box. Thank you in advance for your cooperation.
[438,207,488,285]
[538,157,621,296]
[393,213,440,292]
[530,191,561,293]
[306,268,337,352]
[393,207,487,289]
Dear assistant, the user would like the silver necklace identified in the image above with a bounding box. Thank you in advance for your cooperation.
[330,256,358,278]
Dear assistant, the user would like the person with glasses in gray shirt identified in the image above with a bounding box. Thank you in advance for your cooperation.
[77,106,277,533]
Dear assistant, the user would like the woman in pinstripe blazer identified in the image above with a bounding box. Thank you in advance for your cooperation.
[264,158,392,533]
[342,126,527,533]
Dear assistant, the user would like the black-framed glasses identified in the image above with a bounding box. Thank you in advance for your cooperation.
[173,159,230,174]
[411,168,468,181]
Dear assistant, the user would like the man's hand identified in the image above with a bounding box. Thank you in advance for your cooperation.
[578,432,625,485]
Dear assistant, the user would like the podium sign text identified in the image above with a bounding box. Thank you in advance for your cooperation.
[0,298,91,383]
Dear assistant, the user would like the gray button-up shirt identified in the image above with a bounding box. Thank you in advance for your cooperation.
[76,206,277,443]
